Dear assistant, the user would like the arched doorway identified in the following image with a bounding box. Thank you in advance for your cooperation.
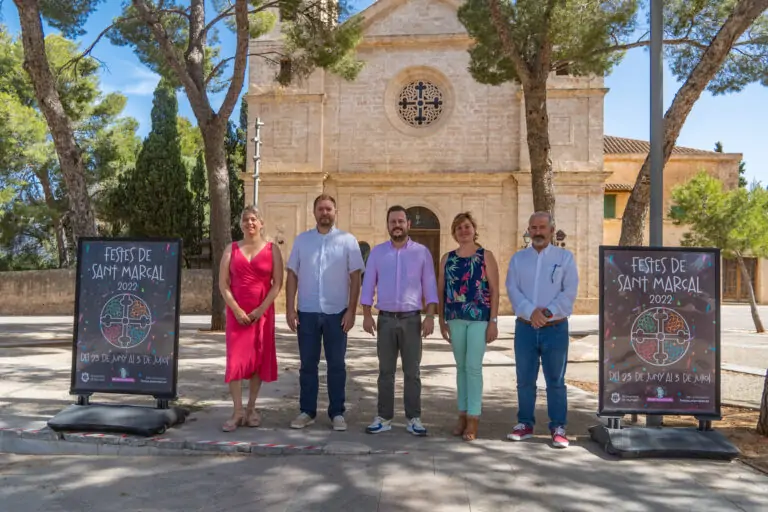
[406,206,441,278]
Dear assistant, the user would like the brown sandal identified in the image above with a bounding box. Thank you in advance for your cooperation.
[245,408,262,427]
[463,416,479,441]
[222,411,245,432]
[453,413,467,437]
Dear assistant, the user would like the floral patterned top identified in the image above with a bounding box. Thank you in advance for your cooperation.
[443,247,491,322]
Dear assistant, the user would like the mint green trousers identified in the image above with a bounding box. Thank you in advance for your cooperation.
[448,319,488,416]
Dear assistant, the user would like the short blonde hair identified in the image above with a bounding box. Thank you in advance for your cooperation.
[451,211,479,242]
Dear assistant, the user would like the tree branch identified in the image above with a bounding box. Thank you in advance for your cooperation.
[131,0,208,110]
[218,0,250,124]
[58,18,137,76]
[488,0,531,84]
[204,51,285,87]
[202,0,282,36]
[533,0,558,78]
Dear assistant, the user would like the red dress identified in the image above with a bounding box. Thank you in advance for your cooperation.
[224,242,277,383]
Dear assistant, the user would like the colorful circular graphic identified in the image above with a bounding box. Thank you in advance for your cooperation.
[630,307,691,366]
[99,293,152,349]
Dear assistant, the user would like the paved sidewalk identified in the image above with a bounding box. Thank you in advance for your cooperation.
[2,317,768,510]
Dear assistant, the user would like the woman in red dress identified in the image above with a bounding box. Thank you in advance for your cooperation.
[218,206,283,432]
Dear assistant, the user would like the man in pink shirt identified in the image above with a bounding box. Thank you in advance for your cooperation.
[361,205,438,436]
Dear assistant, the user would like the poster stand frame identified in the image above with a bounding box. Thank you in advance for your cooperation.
[68,237,183,410]
[590,245,737,459]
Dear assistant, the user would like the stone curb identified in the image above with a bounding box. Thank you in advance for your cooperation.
[0,427,411,457]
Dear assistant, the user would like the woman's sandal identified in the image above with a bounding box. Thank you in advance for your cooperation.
[463,416,479,441]
[245,408,262,427]
[222,412,245,432]
[452,413,467,437]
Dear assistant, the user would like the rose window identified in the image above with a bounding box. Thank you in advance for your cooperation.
[396,80,444,127]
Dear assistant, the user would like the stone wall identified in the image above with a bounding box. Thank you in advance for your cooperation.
[0,270,214,316]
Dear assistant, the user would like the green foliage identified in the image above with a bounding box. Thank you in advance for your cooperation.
[0,27,140,269]
[663,0,768,95]
[38,0,104,38]
[670,171,768,258]
[189,150,209,255]
[457,0,639,85]
[226,98,247,241]
[108,80,194,251]
[178,116,203,168]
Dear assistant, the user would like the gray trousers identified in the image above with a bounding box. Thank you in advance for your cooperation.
[376,313,422,420]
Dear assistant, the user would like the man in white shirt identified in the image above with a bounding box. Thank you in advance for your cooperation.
[505,211,579,448]
[285,194,365,431]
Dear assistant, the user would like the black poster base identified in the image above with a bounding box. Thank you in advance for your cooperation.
[47,403,189,437]
[589,423,740,460]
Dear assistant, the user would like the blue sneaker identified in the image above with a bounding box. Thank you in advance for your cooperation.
[366,416,392,434]
[407,417,427,436]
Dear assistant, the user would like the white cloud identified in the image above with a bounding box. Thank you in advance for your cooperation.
[101,62,160,96]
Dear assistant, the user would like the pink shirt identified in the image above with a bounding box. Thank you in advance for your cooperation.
[361,239,438,312]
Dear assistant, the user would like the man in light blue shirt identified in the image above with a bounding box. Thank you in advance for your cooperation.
[505,211,579,448]
[286,194,365,431]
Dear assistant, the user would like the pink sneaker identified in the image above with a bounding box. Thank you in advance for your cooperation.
[507,423,533,441]
[551,426,569,448]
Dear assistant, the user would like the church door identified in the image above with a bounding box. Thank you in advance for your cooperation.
[406,207,441,309]
[723,257,758,302]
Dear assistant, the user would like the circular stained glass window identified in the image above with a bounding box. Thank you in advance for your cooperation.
[396,80,444,127]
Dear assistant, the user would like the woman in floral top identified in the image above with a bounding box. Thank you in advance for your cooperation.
[438,212,500,441]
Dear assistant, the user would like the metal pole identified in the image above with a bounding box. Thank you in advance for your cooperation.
[649,0,663,248]
[252,117,264,207]
[646,0,664,429]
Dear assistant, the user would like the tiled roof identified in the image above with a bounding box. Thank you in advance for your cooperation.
[604,135,716,155]
[605,183,634,191]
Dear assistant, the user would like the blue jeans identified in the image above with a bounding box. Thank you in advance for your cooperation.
[514,319,569,430]
[298,310,347,419]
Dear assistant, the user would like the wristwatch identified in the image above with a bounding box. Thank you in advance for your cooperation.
[542,309,553,319]
[490,317,498,323]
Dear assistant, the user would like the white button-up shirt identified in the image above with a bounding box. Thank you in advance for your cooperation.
[287,226,365,314]
[506,244,579,321]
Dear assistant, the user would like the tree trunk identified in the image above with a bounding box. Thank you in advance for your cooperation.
[737,252,764,333]
[522,79,556,214]
[13,0,97,241]
[201,121,231,331]
[618,0,768,246]
[758,370,768,436]
[36,169,70,268]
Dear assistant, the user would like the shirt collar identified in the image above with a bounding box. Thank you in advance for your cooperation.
[528,242,553,255]
[388,237,412,249]
[315,225,337,236]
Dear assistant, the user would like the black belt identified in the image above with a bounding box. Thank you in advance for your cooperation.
[379,310,421,319]
[516,317,567,328]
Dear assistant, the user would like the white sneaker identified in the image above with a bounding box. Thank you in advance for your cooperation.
[332,415,347,431]
[290,412,315,429]
[407,417,428,436]
[366,416,392,434]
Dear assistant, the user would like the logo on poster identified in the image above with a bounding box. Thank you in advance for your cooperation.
[611,392,620,404]
[81,372,89,383]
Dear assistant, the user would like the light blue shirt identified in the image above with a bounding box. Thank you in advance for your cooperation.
[506,244,579,321]
[287,226,365,314]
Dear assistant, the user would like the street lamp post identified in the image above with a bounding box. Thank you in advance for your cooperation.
[252,117,264,207]
[645,0,664,428]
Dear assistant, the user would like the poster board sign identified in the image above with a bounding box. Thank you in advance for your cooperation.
[70,238,183,399]
[598,246,721,417]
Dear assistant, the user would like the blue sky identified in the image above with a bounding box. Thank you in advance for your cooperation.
[1,1,765,183]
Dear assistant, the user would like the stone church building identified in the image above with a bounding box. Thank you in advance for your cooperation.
[243,0,746,314]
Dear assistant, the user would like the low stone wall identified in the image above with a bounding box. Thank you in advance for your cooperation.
[0,270,595,316]
[0,269,214,316]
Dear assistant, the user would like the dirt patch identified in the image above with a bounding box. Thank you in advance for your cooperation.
[566,379,768,474]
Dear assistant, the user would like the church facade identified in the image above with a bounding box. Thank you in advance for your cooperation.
[243,0,744,314]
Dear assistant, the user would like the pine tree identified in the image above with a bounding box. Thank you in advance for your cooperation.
[120,79,194,250]
[189,150,208,255]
